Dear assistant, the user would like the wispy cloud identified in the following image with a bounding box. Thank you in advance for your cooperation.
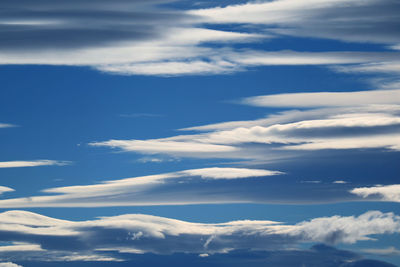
[362,246,400,256]
[119,113,164,118]
[0,167,289,208]
[0,160,70,168]
[0,123,16,128]
[189,0,400,45]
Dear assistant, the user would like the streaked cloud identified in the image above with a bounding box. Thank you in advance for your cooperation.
[0,123,15,128]
[90,139,237,156]
[242,89,400,108]
[0,160,70,168]
[0,243,43,253]
[0,167,291,208]
[189,0,400,45]
[180,167,282,179]
[90,88,400,162]
[0,0,400,76]
[363,246,400,256]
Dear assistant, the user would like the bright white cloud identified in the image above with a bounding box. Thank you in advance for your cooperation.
[0,160,70,168]
[0,243,43,252]
[290,211,400,244]
[333,180,348,184]
[189,0,400,44]
[182,105,400,132]
[90,139,236,154]
[242,89,400,108]
[351,184,400,202]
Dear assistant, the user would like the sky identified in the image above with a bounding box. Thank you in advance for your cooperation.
[0,0,400,266]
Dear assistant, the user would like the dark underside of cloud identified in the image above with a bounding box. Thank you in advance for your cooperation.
[12,245,396,267]
[0,0,185,50]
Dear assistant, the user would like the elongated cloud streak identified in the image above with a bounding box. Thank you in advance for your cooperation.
[0,123,15,128]
[0,167,290,208]
[243,89,400,108]
[0,160,70,168]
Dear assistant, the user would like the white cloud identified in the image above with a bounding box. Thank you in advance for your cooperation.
[90,139,236,153]
[180,167,283,179]
[0,123,15,129]
[182,105,400,132]
[0,263,23,267]
[97,58,239,76]
[333,180,348,184]
[0,186,14,195]
[0,160,70,168]
[0,167,283,208]
[351,184,400,202]
[362,246,400,256]
[0,0,399,76]
[0,210,397,259]
[242,89,400,108]
[189,0,400,44]
[281,134,400,151]
[335,62,400,74]
[91,103,400,160]
[0,243,43,252]
[289,211,400,244]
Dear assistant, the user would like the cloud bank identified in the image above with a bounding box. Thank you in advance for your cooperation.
[0,210,397,263]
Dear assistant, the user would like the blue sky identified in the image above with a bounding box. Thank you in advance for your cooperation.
[1,0,400,266]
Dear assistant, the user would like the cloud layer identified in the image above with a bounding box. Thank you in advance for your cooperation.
[0,210,398,263]
[1,0,400,75]
[0,164,392,207]
[91,88,400,161]
[0,167,292,208]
